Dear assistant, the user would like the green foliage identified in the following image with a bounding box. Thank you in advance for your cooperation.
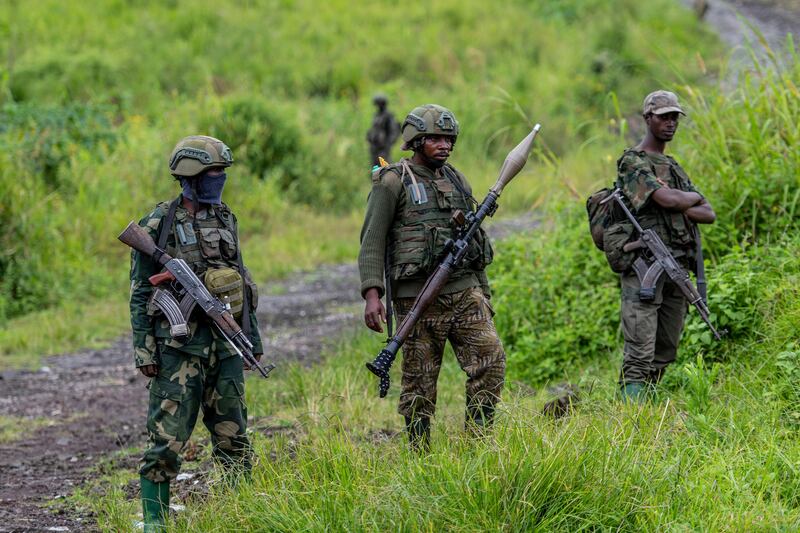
[202,96,304,182]
[0,102,117,186]
[491,211,618,384]
[0,0,718,327]
[677,45,800,253]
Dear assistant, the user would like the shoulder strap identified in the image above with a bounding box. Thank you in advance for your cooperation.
[154,195,181,264]
[441,165,477,208]
[215,206,252,338]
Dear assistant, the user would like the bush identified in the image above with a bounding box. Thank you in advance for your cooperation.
[203,97,304,182]
[677,46,800,254]
[0,102,117,187]
[491,208,618,384]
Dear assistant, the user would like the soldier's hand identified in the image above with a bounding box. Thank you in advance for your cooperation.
[254,353,262,362]
[139,364,158,378]
[364,288,386,333]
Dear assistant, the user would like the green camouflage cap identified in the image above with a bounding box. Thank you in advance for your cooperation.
[401,104,459,150]
[168,135,234,178]
[643,90,685,116]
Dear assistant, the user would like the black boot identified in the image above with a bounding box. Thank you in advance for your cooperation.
[404,415,431,453]
[466,403,495,437]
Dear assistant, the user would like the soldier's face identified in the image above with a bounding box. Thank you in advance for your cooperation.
[421,135,453,164]
[646,112,680,142]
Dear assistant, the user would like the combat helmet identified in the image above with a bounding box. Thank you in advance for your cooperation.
[168,135,234,178]
[400,104,459,150]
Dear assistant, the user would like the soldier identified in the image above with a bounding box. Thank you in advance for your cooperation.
[358,104,505,450]
[616,91,716,401]
[129,135,263,530]
[366,93,400,167]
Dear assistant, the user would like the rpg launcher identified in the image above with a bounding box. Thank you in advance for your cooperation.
[118,222,275,378]
[366,124,542,398]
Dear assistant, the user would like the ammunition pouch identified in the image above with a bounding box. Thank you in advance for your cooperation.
[603,221,637,273]
[204,267,244,318]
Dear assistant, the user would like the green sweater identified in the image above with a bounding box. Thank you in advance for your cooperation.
[358,159,490,300]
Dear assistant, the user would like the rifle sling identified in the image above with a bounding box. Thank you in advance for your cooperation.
[154,195,181,264]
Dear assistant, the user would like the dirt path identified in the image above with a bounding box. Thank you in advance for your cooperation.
[0,214,542,532]
[0,2,797,530]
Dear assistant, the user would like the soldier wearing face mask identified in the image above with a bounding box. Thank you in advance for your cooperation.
[129,135,263,531]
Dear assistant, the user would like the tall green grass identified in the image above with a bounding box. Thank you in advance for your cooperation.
[497,41,800,383]
[91,234,800,530]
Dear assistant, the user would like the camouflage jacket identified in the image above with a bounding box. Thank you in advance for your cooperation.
[129,199,263,367]
[616,149,703,260]
[358,159,492,300]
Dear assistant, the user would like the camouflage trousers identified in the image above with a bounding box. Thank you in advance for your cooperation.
[619,270,688,385]
[395,286,505,419]
[139,344,250,483]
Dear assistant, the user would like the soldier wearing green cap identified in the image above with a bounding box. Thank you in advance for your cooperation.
[358,104,504,450]
[615,91,716,401]
[129,135,264,530]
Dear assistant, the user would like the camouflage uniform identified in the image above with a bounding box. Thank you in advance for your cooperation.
[130,202,262,482]
[616,149,702,384]
[396,287,504,418]
[358,159,504,421]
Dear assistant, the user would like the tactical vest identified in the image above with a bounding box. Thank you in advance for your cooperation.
[147,200,256,350]
[616,151,697,259]
[387,162,492,282]
[156,200,240,275]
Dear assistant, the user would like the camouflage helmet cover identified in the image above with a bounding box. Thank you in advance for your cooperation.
[168,135,234,178]
[400,104,459,150]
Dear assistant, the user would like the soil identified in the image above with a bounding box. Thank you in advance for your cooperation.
[0,3,798,531]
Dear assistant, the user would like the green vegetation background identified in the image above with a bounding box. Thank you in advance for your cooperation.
[3,0,800,529]
[0,0,718,365]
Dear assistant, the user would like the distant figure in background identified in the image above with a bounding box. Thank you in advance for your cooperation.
[693,0,709,20]
[366,93,400,167]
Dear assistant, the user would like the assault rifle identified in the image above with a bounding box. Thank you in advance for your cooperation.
[118,222,275,378]
[366,124,542,397]
[601,188,725,341]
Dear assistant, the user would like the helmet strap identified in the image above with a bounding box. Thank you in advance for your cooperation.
[190,179,200,221]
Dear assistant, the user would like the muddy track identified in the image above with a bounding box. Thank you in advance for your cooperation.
[0,2,798,530]
[0,216,540,532]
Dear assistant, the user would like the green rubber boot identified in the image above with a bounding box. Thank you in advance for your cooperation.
[620,382,647,403]
[140,475,169,532]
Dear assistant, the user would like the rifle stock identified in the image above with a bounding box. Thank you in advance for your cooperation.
[366,124,541,398]
[118,222,170,266]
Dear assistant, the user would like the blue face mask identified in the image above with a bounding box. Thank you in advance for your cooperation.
[182,170,227,205]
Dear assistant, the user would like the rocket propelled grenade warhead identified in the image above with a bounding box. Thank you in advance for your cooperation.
[491,124,541,195]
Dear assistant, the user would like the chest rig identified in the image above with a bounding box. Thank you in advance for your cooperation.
[388,162,492,282]
[149,196,251,340]
[618,151,697,257]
